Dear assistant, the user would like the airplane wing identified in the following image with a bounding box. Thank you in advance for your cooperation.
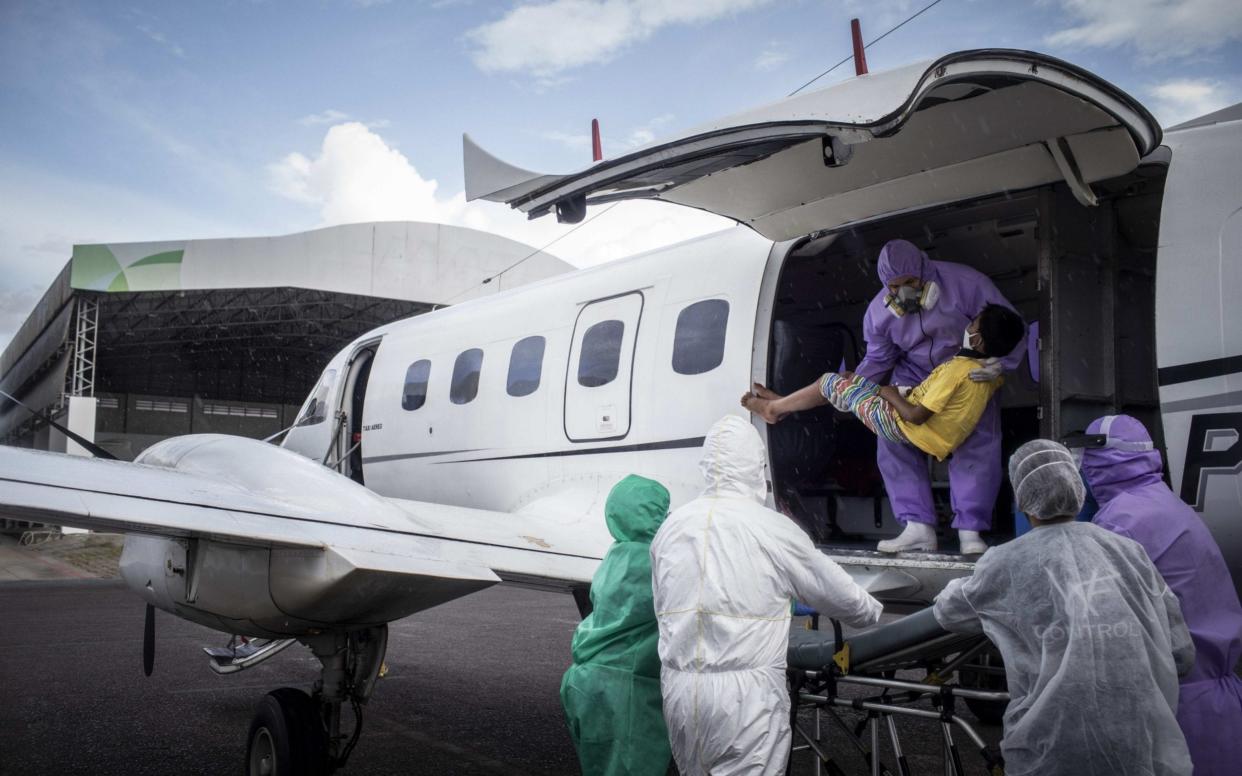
[0,438,599,591]
[1,445,327,549]
[0,435,940,609]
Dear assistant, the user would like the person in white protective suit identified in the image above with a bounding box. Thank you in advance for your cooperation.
[934,440,1195,776]
[650,415,883,775]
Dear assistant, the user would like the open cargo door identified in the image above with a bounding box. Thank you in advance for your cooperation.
[465,50,1161,241]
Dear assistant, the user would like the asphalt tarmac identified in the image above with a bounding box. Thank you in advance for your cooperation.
[0,580,1002,775]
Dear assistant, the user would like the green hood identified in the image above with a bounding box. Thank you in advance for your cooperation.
[561,474,674,773]
[604,474,670,543]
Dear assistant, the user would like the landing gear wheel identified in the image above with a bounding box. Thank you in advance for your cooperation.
[246,688,330,776]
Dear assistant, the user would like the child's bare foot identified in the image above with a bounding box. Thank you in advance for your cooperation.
[741,392,785,424]
[750,382,780,400]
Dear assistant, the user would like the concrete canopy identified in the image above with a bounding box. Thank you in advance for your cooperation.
[0,222,570,447]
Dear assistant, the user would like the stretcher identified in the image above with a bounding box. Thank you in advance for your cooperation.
[785,608,1009,776]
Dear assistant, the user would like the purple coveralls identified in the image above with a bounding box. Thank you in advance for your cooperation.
[854,240,1025,531]
[1083,414,1242,776]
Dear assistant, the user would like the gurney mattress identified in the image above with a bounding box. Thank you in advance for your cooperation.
[787,608,977,672]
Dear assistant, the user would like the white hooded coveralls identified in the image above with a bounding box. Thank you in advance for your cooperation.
[651,416,883,775]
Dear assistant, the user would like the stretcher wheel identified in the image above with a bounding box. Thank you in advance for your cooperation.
[959,646,1009,726]
[246,688,330,776]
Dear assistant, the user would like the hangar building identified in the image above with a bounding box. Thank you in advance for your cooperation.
[0,221,569,461]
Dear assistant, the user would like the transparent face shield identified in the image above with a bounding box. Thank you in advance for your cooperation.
[1060,416,1155,469]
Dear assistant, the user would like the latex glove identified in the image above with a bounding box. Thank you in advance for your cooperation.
[969,357,1004,382]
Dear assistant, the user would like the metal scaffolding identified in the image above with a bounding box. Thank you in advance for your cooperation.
[69,295,99,398]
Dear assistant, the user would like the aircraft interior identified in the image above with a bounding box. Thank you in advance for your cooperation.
[767,162,1169,547]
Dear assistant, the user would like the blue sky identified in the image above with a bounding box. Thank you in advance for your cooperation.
[1,0,1240,347]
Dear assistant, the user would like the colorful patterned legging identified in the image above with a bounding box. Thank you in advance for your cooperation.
[818,373,909,445]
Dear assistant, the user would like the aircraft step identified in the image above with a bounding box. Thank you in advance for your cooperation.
[203,637,296,675]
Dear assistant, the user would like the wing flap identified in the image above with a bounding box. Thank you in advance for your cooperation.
[391,497,603,586]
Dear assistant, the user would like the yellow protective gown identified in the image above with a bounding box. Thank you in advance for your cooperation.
[560,474,672,776]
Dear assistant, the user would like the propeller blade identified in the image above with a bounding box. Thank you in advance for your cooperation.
[143,604,155,677]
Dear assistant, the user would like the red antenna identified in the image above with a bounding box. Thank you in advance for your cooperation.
[591,118,603,162]
[851,18,868,76]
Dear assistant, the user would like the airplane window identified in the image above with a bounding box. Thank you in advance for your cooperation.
[507,336,545,397]
[578,320,624,388]
[402,360,431,411]
[296,369,337,425]
[451,348,484,405]
[672,299,729,375]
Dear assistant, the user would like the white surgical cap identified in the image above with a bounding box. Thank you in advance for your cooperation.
[1009,440,1086,519]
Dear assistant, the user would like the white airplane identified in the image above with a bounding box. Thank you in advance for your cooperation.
[2,49,1239,775]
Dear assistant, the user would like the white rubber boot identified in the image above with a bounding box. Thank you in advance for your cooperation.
[958,530,988,555]
[876,521,937,553]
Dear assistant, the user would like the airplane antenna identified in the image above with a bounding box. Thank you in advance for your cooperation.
[788,0,945,96]
[591,118,603,162]
[851,18,868,75]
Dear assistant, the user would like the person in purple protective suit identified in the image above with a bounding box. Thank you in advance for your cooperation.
[855,239,1026,554]
[1076,414,1242,776]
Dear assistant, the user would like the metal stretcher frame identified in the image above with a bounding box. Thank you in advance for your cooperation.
[785,610,1010,776]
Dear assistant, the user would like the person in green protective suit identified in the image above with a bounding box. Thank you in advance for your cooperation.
[560,474,672,776]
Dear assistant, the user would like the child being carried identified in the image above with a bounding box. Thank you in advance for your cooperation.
[741,304,1025,464]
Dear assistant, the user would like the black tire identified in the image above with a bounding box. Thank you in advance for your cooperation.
[246,688,330,776]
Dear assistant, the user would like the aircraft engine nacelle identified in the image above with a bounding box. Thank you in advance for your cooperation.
[117,435,484,639]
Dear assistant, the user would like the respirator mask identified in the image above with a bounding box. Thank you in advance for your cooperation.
[884,281,939,318]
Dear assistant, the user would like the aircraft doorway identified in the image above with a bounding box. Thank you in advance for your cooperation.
[564,292,644,442]
[337,340,379,484]
[766,165,1167,547]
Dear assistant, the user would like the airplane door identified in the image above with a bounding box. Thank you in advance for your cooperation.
[564,292,644,442]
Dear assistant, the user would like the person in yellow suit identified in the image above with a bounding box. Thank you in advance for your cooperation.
[560,474,672,776]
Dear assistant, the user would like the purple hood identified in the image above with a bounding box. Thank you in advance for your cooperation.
[1080,414,1165,506]
[877,239,932,284]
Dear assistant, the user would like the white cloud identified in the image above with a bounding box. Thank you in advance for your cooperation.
[268,122,735,269]
[1045,0,1242,60]
[619,113,673,150]
[541,114,674,155]
[466,0,773,77]
[298,111,392,130]
[0,165,250,353]
[754,46,790,72]
[841,0,917,31]
[298,109,351,126]
[1148,78,1237,127]
[538,129,592,151]
[136,24,185,58]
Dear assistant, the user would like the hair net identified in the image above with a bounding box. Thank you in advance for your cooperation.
[876,239,929,284]
[1009,440,1085,519]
